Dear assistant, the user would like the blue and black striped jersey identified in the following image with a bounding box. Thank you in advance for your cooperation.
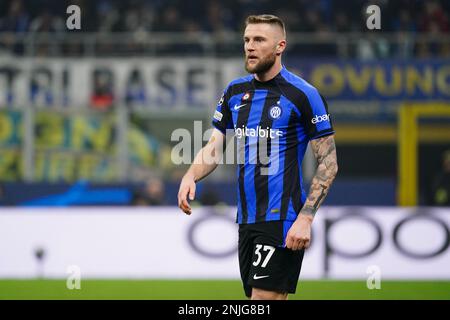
[212,66,334,224]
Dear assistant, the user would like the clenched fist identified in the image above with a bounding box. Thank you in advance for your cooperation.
[285,215,313,250]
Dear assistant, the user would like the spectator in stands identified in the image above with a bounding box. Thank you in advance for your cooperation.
[0,0,29,54]
[153,6,182,32]
[0,183,6,206]
[0,0,29,33]
[417,0,450,57]
[151,5,184,53]
[90,70,114,111]
[203,0,233,34]
[429,150,450,206]
[419,0,449,33]
[132,177,166,206]
[300,10,322,32]
[29,9,64,33]
[125,69,147,107]
[178,20,205,54]
[392,9,417,58]
[393,9,417,33]
[28,9,65,56]
[334,11,352,32]
[96,0,120,32]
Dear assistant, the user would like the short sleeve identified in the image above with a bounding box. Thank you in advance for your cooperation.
[211,88,233,134]
[299,89,334,140]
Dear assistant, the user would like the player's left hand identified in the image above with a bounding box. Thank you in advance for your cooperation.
[285,215,313,251]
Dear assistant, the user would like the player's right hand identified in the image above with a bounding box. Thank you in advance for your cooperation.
[178,174,196,215]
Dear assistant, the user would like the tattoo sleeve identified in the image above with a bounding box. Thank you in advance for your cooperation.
[300,134,338,218]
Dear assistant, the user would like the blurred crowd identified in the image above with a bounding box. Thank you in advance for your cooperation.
[0,0,449,34]
[0,0,449,57]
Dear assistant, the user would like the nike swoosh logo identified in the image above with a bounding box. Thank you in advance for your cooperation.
[234,103,247,110]
[253,274,270,280]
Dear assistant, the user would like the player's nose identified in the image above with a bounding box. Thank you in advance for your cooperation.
[246,47,255,55]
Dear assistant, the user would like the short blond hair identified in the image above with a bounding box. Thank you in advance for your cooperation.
[245,14,286,37]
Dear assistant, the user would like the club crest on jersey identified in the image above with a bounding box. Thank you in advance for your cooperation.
[242,92,250,101]
[269,105,282,120]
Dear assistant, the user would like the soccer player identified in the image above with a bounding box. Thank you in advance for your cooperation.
[178,14,338,300]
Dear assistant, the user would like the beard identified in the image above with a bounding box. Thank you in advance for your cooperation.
[245,51,277,74]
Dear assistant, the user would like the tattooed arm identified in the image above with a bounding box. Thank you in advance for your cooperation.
[285,134,338,251]
[301,134,338,217]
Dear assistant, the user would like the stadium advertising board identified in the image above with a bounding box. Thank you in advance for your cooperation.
[0,207,449,279]
[0,58,235,109]
[288,59,450,100]
[0,59,449,110]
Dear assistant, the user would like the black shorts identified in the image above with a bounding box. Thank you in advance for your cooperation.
[238,220,305,298]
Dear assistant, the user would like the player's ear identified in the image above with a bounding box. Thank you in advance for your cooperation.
[276,40,286,55]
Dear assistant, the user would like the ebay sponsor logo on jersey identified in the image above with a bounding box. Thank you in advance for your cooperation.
[311,114,331,124]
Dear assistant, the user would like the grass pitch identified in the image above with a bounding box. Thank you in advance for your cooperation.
[0,280,449,300]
